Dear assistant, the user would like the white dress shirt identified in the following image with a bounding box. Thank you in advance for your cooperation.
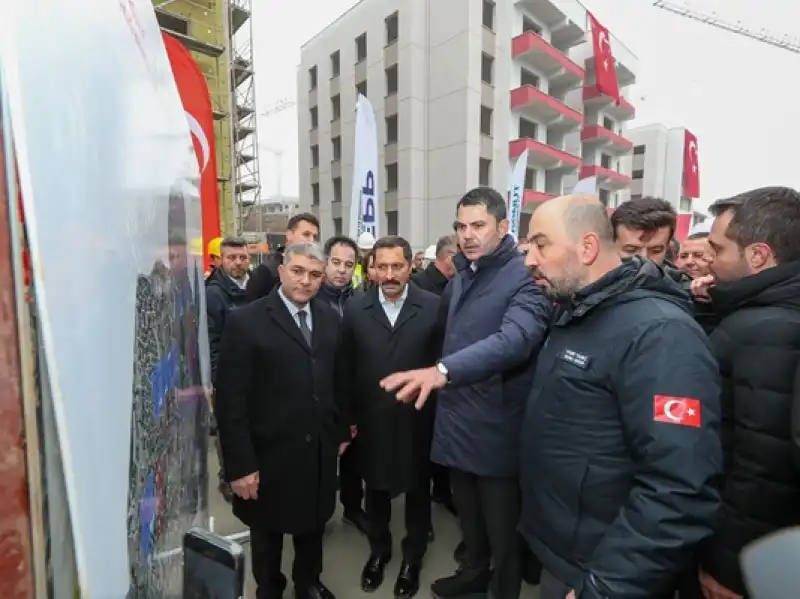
[378,284,408,327]
[278,286,313,331]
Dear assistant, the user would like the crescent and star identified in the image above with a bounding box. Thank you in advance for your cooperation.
[186,111,210,173]
[664,400,695,422]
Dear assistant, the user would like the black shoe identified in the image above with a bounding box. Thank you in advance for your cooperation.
[394,562,421,599]
[453,541,466,565]
[218,481,233,503]
[430,567,490,599]
[255,572,287,599]
[343,507,370,536]
[361,554,390,592]
[296,581,335,599]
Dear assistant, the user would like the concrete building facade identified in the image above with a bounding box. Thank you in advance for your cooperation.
[297,0,639,245]
[627,123,705,223]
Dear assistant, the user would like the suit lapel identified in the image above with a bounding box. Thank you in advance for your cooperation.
[266,290,311,354]
[365,286,393,333]
[310,299,324,353]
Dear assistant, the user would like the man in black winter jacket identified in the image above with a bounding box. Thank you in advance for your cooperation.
[520,195,722,599]
[411,234,456,297]
[690,187,800,598]
[206,236,250,382]
[245,212,320,302]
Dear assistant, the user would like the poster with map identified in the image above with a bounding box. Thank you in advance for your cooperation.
[0,0,211,596]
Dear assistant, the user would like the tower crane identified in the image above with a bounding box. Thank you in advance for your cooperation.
[652,1,800,54]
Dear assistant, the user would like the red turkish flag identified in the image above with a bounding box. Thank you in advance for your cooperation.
[653,395,701,428]
[162,32,221,271]
[683,129,700,199]
[587,12,620,103]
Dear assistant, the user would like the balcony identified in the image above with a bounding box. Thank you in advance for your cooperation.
[580,164,632,190]
[510,86,583,132]
[524,190,554,206]
[512,32,584,91]
[583,84,635,121]
[581,124,633,155]
[510,138,582,172]
[513,0,585,48]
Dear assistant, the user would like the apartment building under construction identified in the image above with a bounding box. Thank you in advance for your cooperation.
[152,0,261,235]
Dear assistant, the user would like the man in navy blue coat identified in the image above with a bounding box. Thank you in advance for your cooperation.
[382,187,552,599]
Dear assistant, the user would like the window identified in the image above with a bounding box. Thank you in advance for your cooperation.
[355,33,367,62]
[633,145,646,155]
[482,0,495,30]
[599,189,610,206]
[632,169,644,180]
[330,51,340,77]
[386,162,399,191]
[603,117,614,130]
[480,106,492,136]
[519,118,537,139]
[331,94,341,121]
[310,144,319,167]
[387,210,398,235]
[333,177,342,203]
[386,65,398,95]
[522,16,542,35]
[308,65,317,90]
[155,11,189,35]
[479,158,492,186]
[386,11,399,44]
[600,154,611,168]
[386,114,398,144]
[524,168,535,190]
[481,53,494,84]
[311,183,320,206]
[310,106,318,129]
[333,217,342,235]
[331,136,341,162]
[520,68,540,88]
[356,80,367,97]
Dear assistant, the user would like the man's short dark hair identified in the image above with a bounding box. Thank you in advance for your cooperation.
[457,187,507,222]
[666,237,680,263]
[435,234,456,258]
[220,236,248,251]
[610,196,677,240]
[287,212,320,232]
[323,235,359,259]
[709,186,800,264]
[686,232,710,240]
[372,235,413,263]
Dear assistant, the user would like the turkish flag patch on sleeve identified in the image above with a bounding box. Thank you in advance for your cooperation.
[653,395,702,428]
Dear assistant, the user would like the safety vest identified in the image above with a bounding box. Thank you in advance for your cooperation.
[351,263,364,289]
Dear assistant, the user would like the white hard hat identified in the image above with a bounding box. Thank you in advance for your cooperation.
[356,231,376,250]
[423,245,437,260]
[688,219,713,237]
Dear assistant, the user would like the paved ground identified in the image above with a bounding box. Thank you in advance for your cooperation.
[207,450,541,599]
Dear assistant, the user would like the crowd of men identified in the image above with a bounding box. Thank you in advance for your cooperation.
[204,185,800,599]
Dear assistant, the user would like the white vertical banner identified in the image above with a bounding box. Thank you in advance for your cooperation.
[573,176,598,195]
[507,148,528,241]
[348,94,381,239]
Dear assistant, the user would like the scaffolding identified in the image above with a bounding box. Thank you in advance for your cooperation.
[228,0,262,235]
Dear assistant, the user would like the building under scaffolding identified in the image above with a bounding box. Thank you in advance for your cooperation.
[152,0,261,236]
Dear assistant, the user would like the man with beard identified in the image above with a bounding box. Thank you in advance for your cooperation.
[611,196,675,264]
[520,194,722,599]
[382,187,552,599]
[340,235,442,598]
[206,235,251,502]
[689,187,800,599]
[318,235,370,534]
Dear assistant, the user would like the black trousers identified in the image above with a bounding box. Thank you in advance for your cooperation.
[250,527,323,599]
[366,484,431,565]
[430,462,451,498]
[450,468,521,599]
[339,437,363,511]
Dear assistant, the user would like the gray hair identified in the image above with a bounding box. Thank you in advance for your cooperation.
[220,235,248,250]
[435,234,456,258]
[283,242,326,264]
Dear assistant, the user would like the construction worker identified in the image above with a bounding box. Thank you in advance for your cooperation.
[205,236,223,280]
[351,231,376,289]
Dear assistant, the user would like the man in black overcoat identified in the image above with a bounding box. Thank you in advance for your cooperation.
[214,242,350,599]
[339,235,443,599]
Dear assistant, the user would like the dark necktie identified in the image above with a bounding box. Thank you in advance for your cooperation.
[297,310,312,346]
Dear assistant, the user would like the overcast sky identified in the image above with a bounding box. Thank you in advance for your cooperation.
[250,0,799,212]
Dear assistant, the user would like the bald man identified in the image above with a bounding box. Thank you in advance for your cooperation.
[517,195,722,599]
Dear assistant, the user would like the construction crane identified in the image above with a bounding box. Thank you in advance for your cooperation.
[261,98,297,118]
[652,1,800,54]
